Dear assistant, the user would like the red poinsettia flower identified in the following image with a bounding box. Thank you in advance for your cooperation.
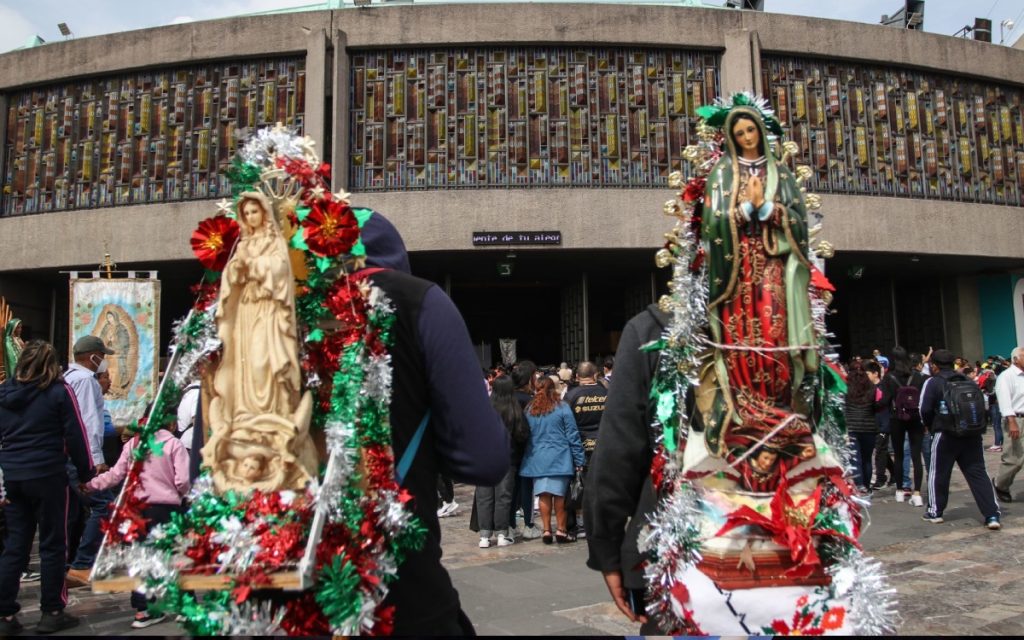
[190,216,240,271]
[302,199,360,257]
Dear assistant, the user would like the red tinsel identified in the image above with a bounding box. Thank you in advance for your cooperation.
[184,530,227,574]
[325,280,368,330]
[255,522,306,566]
[362,445,399,494]
[190,216,240,271]
[277,156,318,189]
[303,199,360,257]
[682,177,705,203]
[280,593,330,636]
[690,247,706,273]
[101,464,151,544]
[649,445,668,491]
[232,566,273,604]
[189,281,220,311]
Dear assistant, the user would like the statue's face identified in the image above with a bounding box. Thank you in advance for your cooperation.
[731,117,761,155]
[12,323,20,337]
[242,201,265,231]
[239,455,263,481]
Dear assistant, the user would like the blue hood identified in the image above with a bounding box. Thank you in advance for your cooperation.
[360,210,411,274]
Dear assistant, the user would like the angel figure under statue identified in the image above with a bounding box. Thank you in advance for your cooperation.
[203,191,319,493]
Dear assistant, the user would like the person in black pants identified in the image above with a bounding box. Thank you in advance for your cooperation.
[920,349,1000,529]
[879,347,927,505]
[0,341,94,634]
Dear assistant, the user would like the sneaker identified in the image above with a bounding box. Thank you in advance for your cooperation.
[0,616,23,635]
[20,571,41,583]
[895,490,906,503]
[986,516,1002,531]
[988,445,1003,453]
[993,477,1013,503]
[520,525,542,540]
[496,534,514,547]
[436,501,459,518]
[922,513,944,524]
[36,610,79,634]
[130,612,167,629]
[909,494,924,507]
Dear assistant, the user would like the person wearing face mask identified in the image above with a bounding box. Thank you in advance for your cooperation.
[62,335,115,588]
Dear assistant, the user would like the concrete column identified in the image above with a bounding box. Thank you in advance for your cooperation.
[943,276,983,361]
[720,29,756,95]
[333,30,350,191]
[303,28,328,159]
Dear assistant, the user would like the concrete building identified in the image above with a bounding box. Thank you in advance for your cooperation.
[1,1,1023,366]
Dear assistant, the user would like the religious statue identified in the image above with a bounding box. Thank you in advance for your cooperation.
[635,94,899,635]
[202,191,319,493]
[695,103,819,492]
[2,314,24,383]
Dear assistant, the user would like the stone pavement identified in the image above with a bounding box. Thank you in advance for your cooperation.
[10,445,1021,635]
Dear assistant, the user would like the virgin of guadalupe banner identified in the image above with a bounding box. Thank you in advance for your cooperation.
[69,278,160,428]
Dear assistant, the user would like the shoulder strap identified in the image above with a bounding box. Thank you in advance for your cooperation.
[395,409,430,486]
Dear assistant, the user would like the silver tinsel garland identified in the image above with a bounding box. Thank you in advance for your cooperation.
[169,305,221,389]
[827,548,900,635]
[239,124,319,168]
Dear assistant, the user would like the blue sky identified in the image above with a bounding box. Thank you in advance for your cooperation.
[1,0,1022,52]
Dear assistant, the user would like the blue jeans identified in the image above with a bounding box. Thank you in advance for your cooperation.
[69,487,113,570]
[991,403,1004,446]
[509,474,534,529]
[849,432,877,488]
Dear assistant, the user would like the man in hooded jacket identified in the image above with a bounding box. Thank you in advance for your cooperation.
[354,211,510,634]
[584,303,669,631]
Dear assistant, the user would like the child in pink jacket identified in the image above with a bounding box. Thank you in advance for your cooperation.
[86,428,190,629]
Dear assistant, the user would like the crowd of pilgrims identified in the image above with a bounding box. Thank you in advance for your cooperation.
[0,337,1011,632]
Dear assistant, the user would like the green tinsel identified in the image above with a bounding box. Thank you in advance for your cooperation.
[225,158,262,196]
[388,517,427,567]
[315,556,363,628]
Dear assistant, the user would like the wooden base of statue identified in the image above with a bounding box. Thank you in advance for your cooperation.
[696,549,832,591]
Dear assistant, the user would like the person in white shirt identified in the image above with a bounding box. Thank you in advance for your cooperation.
[992,347,1024,503]
[176,382,201,452]
[64,335,115,587]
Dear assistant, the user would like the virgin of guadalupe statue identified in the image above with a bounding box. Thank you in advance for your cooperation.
[695,103,819,491]
[203,191,319,493]
[3,318,24,380]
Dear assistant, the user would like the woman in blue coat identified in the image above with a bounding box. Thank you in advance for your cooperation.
[520,376,584,544]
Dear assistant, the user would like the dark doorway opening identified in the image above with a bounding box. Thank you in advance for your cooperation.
[451,282,562,367]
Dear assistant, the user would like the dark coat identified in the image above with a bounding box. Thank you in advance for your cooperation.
[583,304,668,590]
[0,379,94,482]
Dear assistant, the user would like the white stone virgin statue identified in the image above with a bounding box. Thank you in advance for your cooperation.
[203,190,319,493]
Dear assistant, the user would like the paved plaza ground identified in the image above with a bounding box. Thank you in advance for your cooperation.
[13,447,1023,636]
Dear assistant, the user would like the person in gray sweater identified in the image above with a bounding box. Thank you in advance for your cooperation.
[845,359,879,493]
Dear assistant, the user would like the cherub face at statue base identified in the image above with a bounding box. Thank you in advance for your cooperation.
[238,454,266,482]
[751,447,779,474]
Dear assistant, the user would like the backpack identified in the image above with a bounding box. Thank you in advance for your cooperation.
[938,374,987,437]
[892,374,920,421]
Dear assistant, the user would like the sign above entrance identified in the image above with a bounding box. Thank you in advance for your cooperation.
[472,231,562,246]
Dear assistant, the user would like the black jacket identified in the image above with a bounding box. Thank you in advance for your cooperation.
[584,304,668,589]
[0,379,94,482]
[920,367,977,432]
[361,211,509,634]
